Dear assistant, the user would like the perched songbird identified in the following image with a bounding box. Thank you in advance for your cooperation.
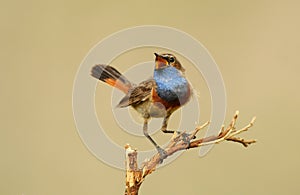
[91,53,192,157]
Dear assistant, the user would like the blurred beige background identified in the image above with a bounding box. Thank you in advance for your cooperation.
[1,0,299,194]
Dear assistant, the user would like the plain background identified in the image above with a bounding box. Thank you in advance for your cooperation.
[1,0,299,194]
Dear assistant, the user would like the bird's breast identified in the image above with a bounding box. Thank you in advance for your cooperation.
[153,67,191,107]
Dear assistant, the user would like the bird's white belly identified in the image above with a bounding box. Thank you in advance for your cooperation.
[134,101,167,118]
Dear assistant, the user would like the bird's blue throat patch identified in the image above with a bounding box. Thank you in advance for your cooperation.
[154,66,189,103]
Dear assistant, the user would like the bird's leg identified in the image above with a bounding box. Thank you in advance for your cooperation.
[143,119,167,160]
[160,115,174,134]
[160,116,195,145]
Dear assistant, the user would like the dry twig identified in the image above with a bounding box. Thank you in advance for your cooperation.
[124,111,256,195]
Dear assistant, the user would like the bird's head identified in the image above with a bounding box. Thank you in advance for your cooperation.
[154,53,185,73]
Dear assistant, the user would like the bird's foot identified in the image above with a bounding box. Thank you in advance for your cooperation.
[176,131,195,147]
[156,146,167,163]
[175,131,196,139]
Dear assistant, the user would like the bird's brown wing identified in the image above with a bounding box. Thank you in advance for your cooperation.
[117,79,154,108]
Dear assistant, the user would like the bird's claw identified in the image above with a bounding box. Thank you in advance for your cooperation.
[176,131,194,147]
[176,131,196,139]
[156,147,167,163]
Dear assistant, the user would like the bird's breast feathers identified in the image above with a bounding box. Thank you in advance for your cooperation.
[153,66,191,107]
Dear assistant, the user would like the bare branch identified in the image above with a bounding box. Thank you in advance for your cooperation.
[125,145,142,195]
[124,111,256,194]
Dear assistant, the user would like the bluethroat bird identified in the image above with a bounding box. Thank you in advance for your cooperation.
[91,53,192,158]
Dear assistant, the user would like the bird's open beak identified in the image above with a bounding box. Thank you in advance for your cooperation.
[154,53,168,69]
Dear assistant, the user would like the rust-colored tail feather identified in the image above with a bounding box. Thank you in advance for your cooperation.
[91,65,132,93]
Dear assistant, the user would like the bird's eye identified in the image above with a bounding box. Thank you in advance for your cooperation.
[169,56,175,63]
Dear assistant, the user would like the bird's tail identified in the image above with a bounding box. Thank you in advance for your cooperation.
[91,65,132,93]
